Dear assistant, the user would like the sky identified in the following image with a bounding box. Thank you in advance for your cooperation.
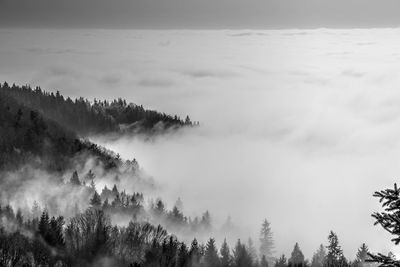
[1,28,400,259]
[1,0,400,28]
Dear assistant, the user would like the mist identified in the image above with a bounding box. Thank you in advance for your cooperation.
[2,28,400,260]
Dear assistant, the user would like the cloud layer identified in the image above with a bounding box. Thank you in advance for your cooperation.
[2,28,400,259]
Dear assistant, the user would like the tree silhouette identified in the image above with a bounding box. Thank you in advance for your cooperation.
[275,254,287,267]
[90,190,102,208]
[233,239,253,267]
[220,238,232,267]
[289,242,305,266]
[260,219,275,263]
[326,231,347,267]
[355,243,371,267]
[204,238,220,267]
[69,171,81,186]
[369,183,400,266]
[311,244,326,267]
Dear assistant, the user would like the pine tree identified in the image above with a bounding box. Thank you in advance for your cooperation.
[90,190,102,207]
[48,216,65,247]
[112,184,119,196]
[204,238,220,267]
[189,238,201,265]
[201,210,212,230]
[326,231,346,267]
[176,242,189,267]
[220,238,232,267]
[311,244,326,267]
[112,193,122,208]
[247,238,258,263]
[154,199,165,216]
[69,171,81,186]
[260,219,275,263]
[355,243,371,267]
[369,184,400,266]
[275,254,287,267]
[233,239,253,267]
[38,211,49,239]
[289,242,305,266]
[102,198,110,210]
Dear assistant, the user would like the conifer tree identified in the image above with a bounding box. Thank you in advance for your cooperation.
[204,238,220,267]
[112,184,119,196]
[311,244,326,267]
[369,183,400,266]
[233,239,253,267]
[189,238,201,265]
[248,238,258,263]
[90,190,102,207]
[102,198,110,210]
[326,231,347,267]
[260,219,275,263]
[49,216,65,247]
[38,211,49,239]
[275,254,287,267]
[155,199,165,215]
[176,242,189,267]
[355,243,371,267]
[289,242,305,266]
[69,171,81,186]
[201,210,212,230]
[220,238,232,267]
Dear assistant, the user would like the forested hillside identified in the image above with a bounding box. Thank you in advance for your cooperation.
[0,86,122,170]
[0,82,195,136]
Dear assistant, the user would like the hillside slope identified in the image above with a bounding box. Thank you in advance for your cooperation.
[0,82,194,136]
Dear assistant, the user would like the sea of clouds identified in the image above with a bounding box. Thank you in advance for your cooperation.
[1,28,400,259]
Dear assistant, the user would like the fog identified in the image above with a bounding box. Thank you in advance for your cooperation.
[2,28,400,259]
[0,154,155,219]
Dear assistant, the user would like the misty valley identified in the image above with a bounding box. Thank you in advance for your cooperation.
[0,82,398,267]
[3,0,400,264]
[2,20,400,267]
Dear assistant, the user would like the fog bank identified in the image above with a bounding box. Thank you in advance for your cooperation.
[2,28,400,259]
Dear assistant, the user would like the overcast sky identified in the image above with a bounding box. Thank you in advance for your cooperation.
[1,0,400,29]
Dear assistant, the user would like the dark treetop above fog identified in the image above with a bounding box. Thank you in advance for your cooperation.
[0,82,193,170]
[0,82,194,135]
[0,0,400,29]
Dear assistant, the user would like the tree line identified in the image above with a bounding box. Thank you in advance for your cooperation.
[0,200,380,267]
[0,173,387,267]
[0,82,197,137]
